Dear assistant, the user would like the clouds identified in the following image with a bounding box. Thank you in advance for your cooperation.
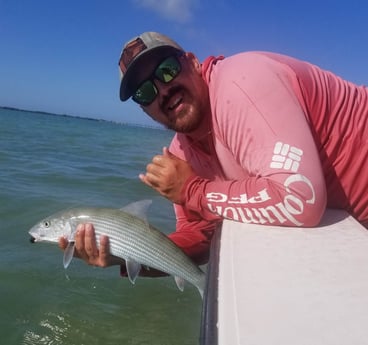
[132,0,198,23]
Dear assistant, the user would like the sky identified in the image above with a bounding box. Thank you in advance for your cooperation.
[1,0,367,126]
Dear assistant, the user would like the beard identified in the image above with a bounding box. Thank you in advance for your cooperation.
[162,85,208,133]
[166,106,204,133]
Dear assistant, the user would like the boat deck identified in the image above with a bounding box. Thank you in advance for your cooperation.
[201,209,368,344]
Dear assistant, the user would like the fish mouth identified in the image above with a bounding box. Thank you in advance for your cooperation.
[30,236,36,243]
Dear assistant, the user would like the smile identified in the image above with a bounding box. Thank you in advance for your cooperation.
[168,95,183,110]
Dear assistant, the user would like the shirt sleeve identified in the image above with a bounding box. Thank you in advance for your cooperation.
[182,53,327,227]
[168,203,219,264]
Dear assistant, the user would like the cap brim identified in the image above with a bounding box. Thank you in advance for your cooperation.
[119,46,182,101]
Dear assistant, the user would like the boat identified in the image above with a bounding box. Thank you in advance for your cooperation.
[200,209,368,344]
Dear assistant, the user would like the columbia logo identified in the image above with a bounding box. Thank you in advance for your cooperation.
[270,142,303,172]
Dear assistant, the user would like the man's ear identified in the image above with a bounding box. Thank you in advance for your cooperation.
[185,52,201,73]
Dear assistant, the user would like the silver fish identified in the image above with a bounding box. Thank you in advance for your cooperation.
[29,200,205,297]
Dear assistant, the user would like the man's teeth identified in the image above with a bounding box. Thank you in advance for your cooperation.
[169,96,182,110]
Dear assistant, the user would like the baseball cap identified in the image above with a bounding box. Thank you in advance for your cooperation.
[118,32,184,101]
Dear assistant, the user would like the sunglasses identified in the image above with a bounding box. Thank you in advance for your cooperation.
[132,55,182,106]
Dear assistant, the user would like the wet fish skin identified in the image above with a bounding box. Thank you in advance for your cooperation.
[28,201,205,297]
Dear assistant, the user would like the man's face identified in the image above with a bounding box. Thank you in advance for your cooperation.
[134,53,209,133]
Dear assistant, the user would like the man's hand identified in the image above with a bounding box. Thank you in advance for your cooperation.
[139,147,195,204]
[58,223,125,267]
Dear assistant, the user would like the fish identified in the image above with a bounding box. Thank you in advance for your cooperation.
[29,200,205,297]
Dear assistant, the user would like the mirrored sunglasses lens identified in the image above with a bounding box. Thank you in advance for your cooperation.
[133,80,157,105]
[155,56,181,83]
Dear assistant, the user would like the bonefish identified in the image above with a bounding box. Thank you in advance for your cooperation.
[29,200,205,297]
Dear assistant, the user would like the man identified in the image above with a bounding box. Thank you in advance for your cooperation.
[59,32,368,273]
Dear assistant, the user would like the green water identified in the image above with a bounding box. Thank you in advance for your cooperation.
[0,108,202,344]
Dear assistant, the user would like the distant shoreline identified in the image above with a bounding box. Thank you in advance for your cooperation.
[0,105,102,122]
[0,106,165,130]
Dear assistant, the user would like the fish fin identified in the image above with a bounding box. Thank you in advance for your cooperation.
[174,276,185,292]
[63,221,75,241]
[63,242,75,269]
[126,259,142,285]
[121,200,152,222]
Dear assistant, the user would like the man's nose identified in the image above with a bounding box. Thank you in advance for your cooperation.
[155,79,172,99]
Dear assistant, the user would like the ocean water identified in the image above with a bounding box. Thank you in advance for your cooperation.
[0,108,203,345]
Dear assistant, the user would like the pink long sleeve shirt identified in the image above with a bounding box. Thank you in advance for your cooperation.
[167,52,368,264]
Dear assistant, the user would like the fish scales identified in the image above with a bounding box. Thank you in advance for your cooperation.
[86,211,202,286]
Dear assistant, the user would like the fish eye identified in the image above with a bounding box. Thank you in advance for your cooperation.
[43,220,51,228]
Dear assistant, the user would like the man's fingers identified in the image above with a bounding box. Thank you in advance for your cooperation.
[163,146,172,157]
[139,173,154,187]
[84,223,98,258]
[152,154,164,164]
[58,223,118,268]
[74,224,86,256]
[99,235,110,266]
[146,162,161,176]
